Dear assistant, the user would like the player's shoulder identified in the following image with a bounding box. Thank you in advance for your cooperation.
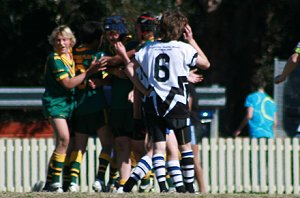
[125,40,140,51]
[178,40,195,48]
[47,51,56,59]
[137,40,158,52]
[246,91,259,100]
[74,46,91,54]
[46,52,60,63]
[166,40,195,51]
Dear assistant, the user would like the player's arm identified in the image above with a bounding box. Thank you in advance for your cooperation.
[106,67,128,79]
[188,69,204,84]
[188,94,193,111]
[183,24,210,70]
[274,52,300,84]
[88,78,111,89]
[125,59,149,96]
[114,41,149,96]
[59,57,103,90]
[99,49,136,67]
[234,107,253,136]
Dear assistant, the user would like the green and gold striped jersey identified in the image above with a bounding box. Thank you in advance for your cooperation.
[42,51,76,118]
[73,46,108,115]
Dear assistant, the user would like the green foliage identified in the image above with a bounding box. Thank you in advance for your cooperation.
[0,0,181,86]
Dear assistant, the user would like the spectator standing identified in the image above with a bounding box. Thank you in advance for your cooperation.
[235,72,277,138]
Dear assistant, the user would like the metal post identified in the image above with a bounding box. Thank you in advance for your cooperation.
[210,109,219,138]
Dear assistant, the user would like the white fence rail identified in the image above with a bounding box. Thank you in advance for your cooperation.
[1,137,300,194]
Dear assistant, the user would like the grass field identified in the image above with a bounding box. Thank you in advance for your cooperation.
[1,192,300,198]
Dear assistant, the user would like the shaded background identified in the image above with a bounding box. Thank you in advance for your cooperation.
[1,0,300,137]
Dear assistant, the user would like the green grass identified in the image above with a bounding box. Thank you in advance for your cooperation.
[0,192,299,198]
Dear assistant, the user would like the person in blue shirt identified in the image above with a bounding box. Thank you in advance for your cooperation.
[234,72,277,138]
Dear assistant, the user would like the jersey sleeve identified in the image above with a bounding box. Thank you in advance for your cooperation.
[183,43,198,67]
[294,42,300,54]
[245,94,254,108]
[48,56,70,81]
[134,45,146,65]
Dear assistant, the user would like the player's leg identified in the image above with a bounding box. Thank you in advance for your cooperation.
[110,109,133,192]
[123,146,153,192]
[165,130,185,193]
[66,113,95,192]
[106,151,119,192]
[192,143,205,193]
[62,133,75,192]
[94,124,114,192]
[174,125,195,193]
[47,118,70,192]
[114,136,131,192]
[130,118,154,192]
[130,89,154,192]
[147,114,168,193]
[190,125,205,193]
[67,132,88,192]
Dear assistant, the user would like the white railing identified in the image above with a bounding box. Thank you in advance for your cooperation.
[1,137,300,194]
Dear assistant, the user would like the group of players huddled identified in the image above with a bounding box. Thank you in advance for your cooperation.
[35,9,210,194]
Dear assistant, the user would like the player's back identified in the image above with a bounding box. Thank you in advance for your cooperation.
[135,40,198,118]
[136,40,196,94]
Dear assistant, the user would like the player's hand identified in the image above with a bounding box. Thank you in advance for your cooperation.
[234,130,241,136]
[274,74,286,84]
[98,56,110,68]
[88,79,97,89]
[128,89,134,103]
[188,69,204,83]
[114,41,127,57]
[86,57,103,76]
[183,24,194,42]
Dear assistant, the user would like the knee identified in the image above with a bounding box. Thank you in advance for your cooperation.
[178,142,192,152]
[114,138,130,152]
[57,135,70,149]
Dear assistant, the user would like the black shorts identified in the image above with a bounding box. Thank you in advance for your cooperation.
[109,109,134,138]
[146,113,191,145]
[72,110,108,136]
[132,119,147,141]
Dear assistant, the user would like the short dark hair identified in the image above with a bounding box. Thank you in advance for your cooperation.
[251,71,266,91]
[136,12,157,33]
[79,21,103,44]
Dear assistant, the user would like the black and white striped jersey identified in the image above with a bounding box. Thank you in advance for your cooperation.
[135,40,198,118]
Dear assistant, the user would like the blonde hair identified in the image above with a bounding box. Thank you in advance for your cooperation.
[48,25,76,47]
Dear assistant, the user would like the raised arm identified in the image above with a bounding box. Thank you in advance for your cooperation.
[114,41,150,96]
[184,24,210,70]
[274,52,300,84]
